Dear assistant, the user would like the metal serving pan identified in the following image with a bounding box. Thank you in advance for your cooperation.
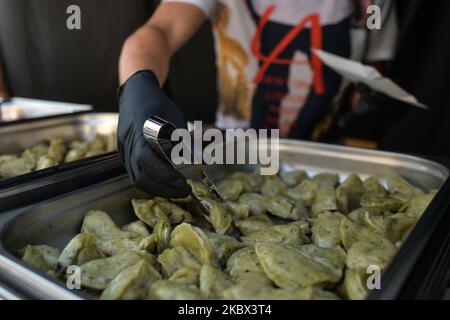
[0,112,117,154]
[0,112,120,212]
[0,112,118,186]
[0,281,25,300]
[0,140,448,299]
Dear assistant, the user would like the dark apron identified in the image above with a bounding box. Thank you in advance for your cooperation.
[245,0,351,139]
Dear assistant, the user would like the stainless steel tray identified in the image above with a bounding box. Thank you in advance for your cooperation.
[0,112,120,212]
[0,140,448,299]
[0,281,26,300]
[0,112,118,187]
[0,112,117,154]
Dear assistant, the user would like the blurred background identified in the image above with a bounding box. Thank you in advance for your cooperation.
[0,0,449,158]
[0,1,449,301]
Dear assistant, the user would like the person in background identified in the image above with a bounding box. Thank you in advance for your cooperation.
[379,0,450,159]
[0,0,155,111]
[117,0,397,197]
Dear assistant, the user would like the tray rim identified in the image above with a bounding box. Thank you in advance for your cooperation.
[0,139,449,300]
[0,98,100,127]
[0,111,117,132]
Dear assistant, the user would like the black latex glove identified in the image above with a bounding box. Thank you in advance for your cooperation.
[118,70,191,198]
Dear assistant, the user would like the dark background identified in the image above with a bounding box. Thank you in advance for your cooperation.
[0,0,217,119]
[0,0,154,111]
[380,0,450,158]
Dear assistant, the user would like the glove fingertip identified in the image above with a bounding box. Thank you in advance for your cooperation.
[173,184,192,199]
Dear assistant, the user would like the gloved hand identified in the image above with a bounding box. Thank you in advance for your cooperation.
[117,70,191,198]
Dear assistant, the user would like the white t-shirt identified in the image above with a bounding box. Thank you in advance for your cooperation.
[163,0,392,138]
[165,0,352,25]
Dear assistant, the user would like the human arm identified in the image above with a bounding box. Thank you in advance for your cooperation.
[119,2,207,85]
[117,2,209,197]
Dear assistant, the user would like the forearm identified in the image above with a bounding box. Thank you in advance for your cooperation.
[117,3,207,198]
[119,2,206,86]
[119,25,171,86]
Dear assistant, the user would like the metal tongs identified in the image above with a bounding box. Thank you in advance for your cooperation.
[143,116,224,216]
